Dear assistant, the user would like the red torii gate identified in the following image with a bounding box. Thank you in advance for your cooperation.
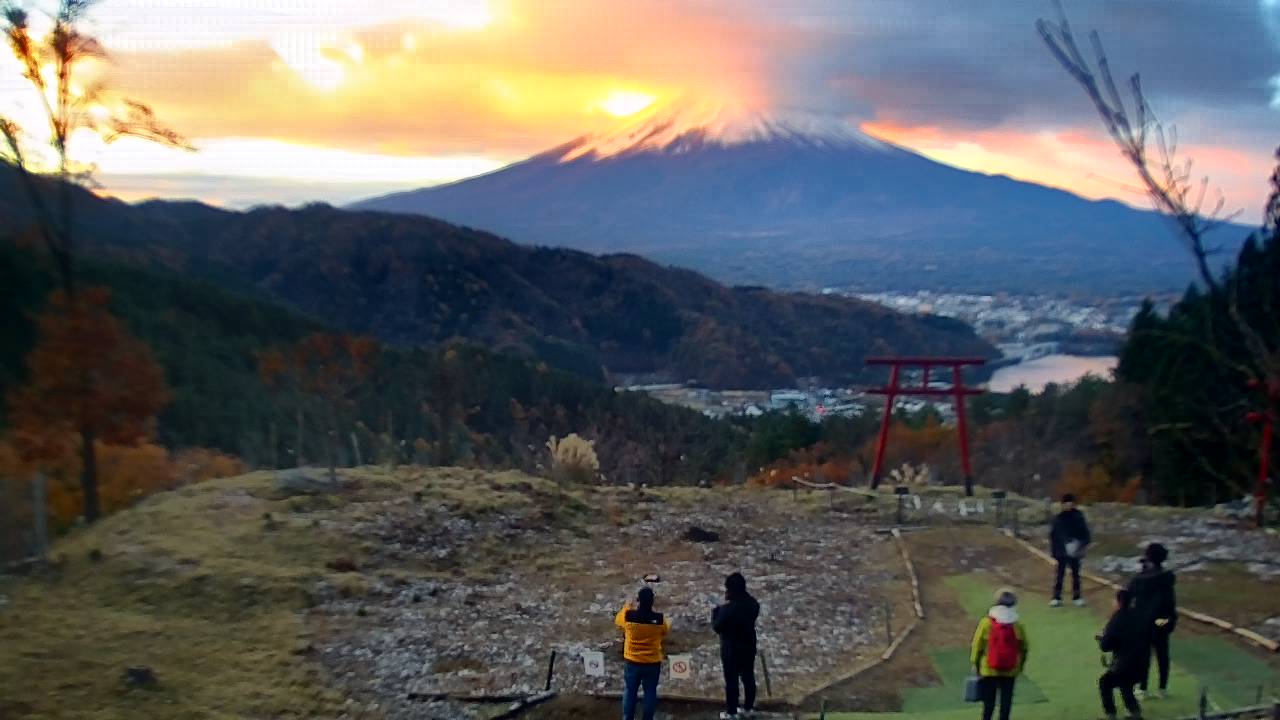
[1246,378,1278,527]
[866,357,986,496]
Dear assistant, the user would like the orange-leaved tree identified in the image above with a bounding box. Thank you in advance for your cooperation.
[2,0,187,527]
[259,333,379,482]
[7,287,170,522]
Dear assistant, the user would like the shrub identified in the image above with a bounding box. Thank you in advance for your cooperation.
[1056,462,1139,504]
[546,433,599,484]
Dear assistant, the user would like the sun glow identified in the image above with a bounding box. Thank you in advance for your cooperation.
[598,90,657,117]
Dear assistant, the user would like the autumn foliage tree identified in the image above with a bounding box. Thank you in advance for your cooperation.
[7,287,170,522]
[1,0,187,528]
[259,333,379,482]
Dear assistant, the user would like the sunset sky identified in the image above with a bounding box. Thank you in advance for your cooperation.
[2,0,1278,219]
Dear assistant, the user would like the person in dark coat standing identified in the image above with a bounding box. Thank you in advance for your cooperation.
[1098,589,1145,720]
[712,572,760,719]
[1050,493,1092,607]
[1128,543,1177,699]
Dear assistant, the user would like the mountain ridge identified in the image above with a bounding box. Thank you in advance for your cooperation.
[0,161,997,388]
[355,104,1245,295]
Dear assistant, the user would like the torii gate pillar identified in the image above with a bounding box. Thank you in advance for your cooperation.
[866,357,987,496]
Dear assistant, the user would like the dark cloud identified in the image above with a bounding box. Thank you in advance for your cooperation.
[761,0,1280,129]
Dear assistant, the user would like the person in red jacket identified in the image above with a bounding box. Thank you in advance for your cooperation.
[971,588,1030,720]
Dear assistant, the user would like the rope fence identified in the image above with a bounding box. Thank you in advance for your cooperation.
[1002,529,1280,654]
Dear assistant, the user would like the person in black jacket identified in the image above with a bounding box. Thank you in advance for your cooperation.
[1128,543,1177,699]
[712,572,760,719]
[1098,589,1144,720]
[1050,494,1092,607]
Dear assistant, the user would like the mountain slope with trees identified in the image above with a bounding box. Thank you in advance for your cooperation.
[0,163,996,388]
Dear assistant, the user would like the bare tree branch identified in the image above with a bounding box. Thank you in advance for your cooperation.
[1039,3,1280,427]
[2,0,194,297]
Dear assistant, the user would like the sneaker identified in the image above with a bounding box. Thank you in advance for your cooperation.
[1049,598,1062,607]
[718,713,738,719]
[1102,714,1118,720]
[1134,689,1146,701]
[1074,598,1087,607]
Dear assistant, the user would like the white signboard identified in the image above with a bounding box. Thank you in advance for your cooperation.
[582,651,605,677]
[668,654,692,680]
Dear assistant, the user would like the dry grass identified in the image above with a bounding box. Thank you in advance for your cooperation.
[0,466,607,719]
[7,467,1265,720]
[0,471,355,719]
[0,467,867,718]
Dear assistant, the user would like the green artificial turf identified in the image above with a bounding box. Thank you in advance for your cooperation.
[821,573,1277,720]
[1173,635,1278,709]
[902,647,1048,713]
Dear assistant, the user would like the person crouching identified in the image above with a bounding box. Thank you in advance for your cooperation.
[615,587,671,720]
[1098,589,1144,720]
[971,588,1029,720]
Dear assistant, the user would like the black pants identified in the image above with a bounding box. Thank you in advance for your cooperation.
[980,676,1016,720]
[1053,557,1081,601]
[1140,629,1171,691]
[722,651,757,714]
[1100,670,1141,716]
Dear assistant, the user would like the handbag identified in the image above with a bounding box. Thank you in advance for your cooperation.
[964,675,982,703]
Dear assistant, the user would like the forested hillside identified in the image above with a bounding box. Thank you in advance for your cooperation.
[0,164,996,388]
[0,242,742,483]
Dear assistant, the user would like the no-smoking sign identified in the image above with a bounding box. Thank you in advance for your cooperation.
[582,651,605,677]
[668,654,692,679]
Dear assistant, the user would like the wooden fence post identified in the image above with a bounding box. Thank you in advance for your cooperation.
[544,650,557,692]
[32,472,48,560]
[350,431,363,467]
[760,651,772,698]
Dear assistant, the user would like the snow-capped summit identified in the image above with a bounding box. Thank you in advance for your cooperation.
[557,99,892,162]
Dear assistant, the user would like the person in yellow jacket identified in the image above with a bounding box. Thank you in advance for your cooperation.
[971,588,1030,720]
[615,587,671,720]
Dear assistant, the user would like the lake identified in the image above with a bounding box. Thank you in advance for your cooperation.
[987,354,1118,393]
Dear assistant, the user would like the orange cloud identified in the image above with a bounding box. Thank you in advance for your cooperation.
[103,0,772,158]
[863,120,1273,221]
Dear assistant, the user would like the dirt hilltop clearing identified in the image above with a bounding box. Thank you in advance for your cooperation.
[0,467,917,720]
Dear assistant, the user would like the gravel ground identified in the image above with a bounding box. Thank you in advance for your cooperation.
[308,483,904,720]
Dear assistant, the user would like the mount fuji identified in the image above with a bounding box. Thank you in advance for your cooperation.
[355,102,1240,295]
